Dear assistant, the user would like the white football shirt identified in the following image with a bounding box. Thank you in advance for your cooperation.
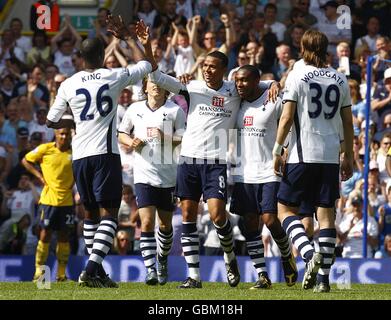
[118,100,186,188]
[150,70,272,161]
[233,90,283,183]
[47,61,152,160]
[283,63,351,164]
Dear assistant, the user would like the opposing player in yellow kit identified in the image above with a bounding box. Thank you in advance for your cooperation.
[22,127,74,281]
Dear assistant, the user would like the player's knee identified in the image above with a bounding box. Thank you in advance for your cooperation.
[159,221,172,232]
[242,214,259,232]
[40,228,52,242]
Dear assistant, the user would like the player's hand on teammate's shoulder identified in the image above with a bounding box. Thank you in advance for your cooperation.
[268,81,281,103]
[178,73,193,85]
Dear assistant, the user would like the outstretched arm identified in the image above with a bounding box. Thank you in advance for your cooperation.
[135,20,158,71]
[107,15,146,63]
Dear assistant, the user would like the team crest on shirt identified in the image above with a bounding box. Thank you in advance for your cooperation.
[244,116,253,126]
[212,96,224,108]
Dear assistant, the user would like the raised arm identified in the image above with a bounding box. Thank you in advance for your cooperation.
[149,69,186,95]
[189,15,203,57]
[107,15,146,63]
[220,14,235,50]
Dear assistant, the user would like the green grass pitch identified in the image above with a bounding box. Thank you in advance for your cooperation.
[0,282,391,300]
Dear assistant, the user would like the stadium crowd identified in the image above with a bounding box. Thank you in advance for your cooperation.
[0,0,391,264]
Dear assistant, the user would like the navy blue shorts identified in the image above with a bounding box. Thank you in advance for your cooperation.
[72,154,122,210]
[135,183,175,211]
[278,163,340,208]
[230,182,279,215]
[298,201,315,218]
[38,204,75,231]
[175,156,227,202]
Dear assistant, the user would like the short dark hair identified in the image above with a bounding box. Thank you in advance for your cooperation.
[237,65,261,80]
[80,38,105,68]
[264,3,277,12]
[207,51,228,68]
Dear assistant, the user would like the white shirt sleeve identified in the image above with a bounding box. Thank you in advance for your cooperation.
[173,107,186,138]
[149,69,186,95]
[126,60,152,86]
[118,107,134,134]
[282,72,299,102]
[47,83,68,122]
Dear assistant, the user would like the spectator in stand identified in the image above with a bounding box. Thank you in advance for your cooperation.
[372,68,391,132]
[0,213,31,254]
[0,74,15,107]
[293,0,317,26]
[376,182,391,249]
[373,36,391,82]
[284,7,308,44]
[171,22,195,77]
[113,230,133,255]
[338,192,378,258]
[349,79,366,136]
[315,1,352,58]
[9,18,32,59]
[153,0,187,37]
[136,0,158,28]
[28,107,54,143]
[176,0,193,21]
[0,30,25,71]
[51,16,82,77]
[264,3,286,43]
[26,30,51,68]
[12,65,49,110]
[288,23,305,60]
[1,100,28,149]
[117,185,139,252]
[228,49,250,81]
[271,44,291,81]
[88,7,111,45]
[375,234,391,258]
[354,16,381,56]
[1,173,39,223]
[335,42,362,83]
[71,50,83,73]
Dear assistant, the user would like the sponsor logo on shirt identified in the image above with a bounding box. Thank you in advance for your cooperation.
[147,127,154,137]
[212,96,224,108]
[244,116,253,126]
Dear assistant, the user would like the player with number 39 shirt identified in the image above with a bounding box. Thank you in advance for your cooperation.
[273,30,354,293]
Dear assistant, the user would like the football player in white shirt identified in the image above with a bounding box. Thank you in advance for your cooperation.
[231,65,297,289]
[118,78,186,286]
[273,30,354,293]
[46,17,155,288]
[149,48,280,288]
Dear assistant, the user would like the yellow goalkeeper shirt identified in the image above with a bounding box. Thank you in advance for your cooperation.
[25,142,74,206]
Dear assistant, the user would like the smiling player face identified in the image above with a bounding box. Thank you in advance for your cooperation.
[235,69,259,100]
[202,56,226,89]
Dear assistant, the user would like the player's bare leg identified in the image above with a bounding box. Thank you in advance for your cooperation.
[278,203,321,290]
[208,198,240,287]
[178,199,202,288]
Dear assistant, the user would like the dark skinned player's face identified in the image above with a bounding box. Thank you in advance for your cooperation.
[235,69,259,100]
